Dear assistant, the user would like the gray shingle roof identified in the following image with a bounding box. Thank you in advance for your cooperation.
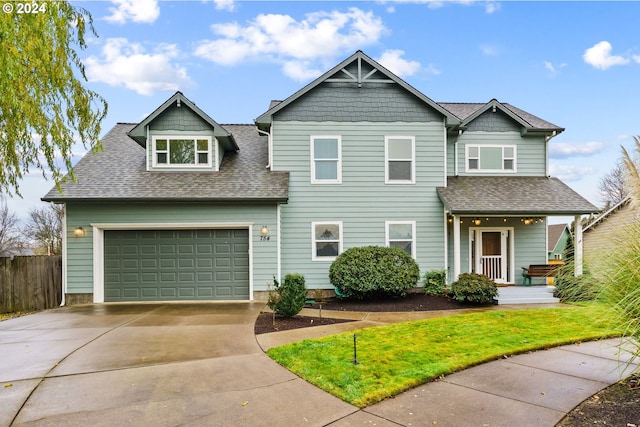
[438,102,563,131]
[437,176,598,215]
[42,123,289,202]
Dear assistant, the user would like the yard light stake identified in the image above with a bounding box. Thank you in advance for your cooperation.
[353,334,358,365]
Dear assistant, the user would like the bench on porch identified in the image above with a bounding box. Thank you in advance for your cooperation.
[521,264,560,285]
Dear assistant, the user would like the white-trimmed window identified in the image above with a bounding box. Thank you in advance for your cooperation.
[385,136,415,183]
[466,145,516,173]
[386,221,416,258]
[152,136,213,168]
[312,222,342,260]
[311,136,341,183]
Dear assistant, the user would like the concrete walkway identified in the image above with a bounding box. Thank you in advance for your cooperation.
[0,303,636,426]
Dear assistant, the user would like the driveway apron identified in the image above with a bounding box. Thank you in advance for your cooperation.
[0,303,356,427]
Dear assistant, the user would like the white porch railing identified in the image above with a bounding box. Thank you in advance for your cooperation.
[481,255,502,280]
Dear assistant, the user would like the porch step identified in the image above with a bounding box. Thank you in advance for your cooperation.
[494,286,560,305]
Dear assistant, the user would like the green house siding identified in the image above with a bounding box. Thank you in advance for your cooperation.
[272,121,447,288]
[451,132,547,176]
[65,202,278,297]
[274,83,443,123]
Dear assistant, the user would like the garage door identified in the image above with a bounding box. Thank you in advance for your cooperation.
[104,229,249,301]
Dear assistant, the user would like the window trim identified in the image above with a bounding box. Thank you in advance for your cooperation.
[310,135,342,184]
[311,221,343,261]
[385,136,416,184]
[385,220,416,258]
[465,144,517,173]
[151,135,214,169]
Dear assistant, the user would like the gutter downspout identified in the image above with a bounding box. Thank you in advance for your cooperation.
[257,128,272,169]
[60,204,67,306]
[545,131,558,177]
[453,129,464,176]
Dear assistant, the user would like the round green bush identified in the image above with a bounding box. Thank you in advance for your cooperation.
[329,246,420,300]
[449,273,498,304]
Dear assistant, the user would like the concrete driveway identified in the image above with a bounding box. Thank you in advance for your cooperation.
[0,303,357,426]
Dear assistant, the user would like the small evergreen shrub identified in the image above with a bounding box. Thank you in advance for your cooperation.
[423,270,447,296]
[449,273,498,304]
[267,273,307,317]
[329,246,420,300]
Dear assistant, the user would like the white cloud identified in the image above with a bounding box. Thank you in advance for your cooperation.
[549,164,597,182]
[377,49,421,77]
[212,0,235,12]
[549,141,605,159]
[583,41,629,70]
[282,61,323,81]
[544,61,567,76]
[104,0,160,24]
[379,0,497,13]
[194,7,388,81]
[85,38,192,96]
[479,44,499,56]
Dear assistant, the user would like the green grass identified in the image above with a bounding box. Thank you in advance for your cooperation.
[267,305,622,407]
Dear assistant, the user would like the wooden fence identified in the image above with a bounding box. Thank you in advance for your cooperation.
[0,256,62,313]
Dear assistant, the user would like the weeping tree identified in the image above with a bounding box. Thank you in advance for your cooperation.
[0,1,107,195]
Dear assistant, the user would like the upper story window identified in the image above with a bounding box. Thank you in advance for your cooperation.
[466,145,516,173]
[312,221,342,261]
[153,136,213,168]
[311,136,342,183]
[385,136,415,184]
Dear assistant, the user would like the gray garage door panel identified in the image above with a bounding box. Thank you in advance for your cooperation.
[104,229,249,301]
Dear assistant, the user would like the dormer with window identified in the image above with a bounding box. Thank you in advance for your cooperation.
[127,92,238,172]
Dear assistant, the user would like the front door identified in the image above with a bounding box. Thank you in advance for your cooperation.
[471,228,513,284]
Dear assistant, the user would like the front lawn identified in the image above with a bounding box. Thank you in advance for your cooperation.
[267,305,622,407]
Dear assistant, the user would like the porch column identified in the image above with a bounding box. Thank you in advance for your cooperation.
[453,215,461,281]
[574,214,583,276]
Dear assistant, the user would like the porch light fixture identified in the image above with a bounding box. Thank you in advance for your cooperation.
[522,218,534,225]
[472,218,482,226]
[73,226,85,237]
[260,225,269,236]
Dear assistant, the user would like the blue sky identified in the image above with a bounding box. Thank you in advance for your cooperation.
[8,0,640,221]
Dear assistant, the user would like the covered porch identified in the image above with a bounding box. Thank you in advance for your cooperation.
[437,176,598,289]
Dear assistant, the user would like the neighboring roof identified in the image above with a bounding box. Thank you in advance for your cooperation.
[583,196,630,232]
[128,91,239,151]
[42,123,289,203]
[439,101,564,134]
[548,223,570,252]
[437,176,598,215]
[255,50,461,129]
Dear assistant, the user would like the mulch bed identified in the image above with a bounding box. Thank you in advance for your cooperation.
[556,375,640,426]
[254,293,477,335]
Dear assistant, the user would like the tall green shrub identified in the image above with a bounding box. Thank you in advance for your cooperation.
[267,273,307,317]
[329,246,420,300]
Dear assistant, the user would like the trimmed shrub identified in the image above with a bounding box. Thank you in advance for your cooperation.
[423,270,447,296]
[449,273,498,304]
[267,273,307,317]
[329,246,420,300]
